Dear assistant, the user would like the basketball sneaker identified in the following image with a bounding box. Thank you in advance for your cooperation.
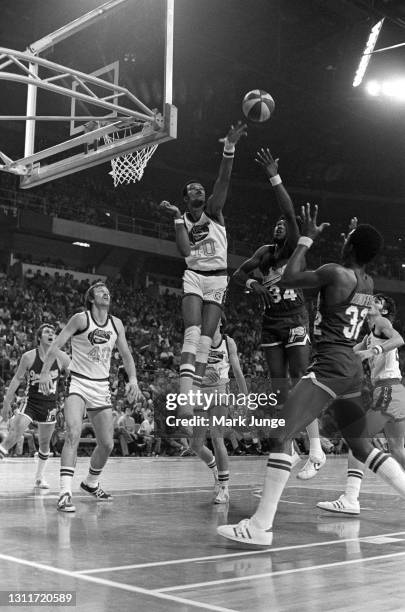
[80,481,113,501]
[317,494,360,515]
[214,485,229,504]
[296,452,326,480]
[57,492,76,513]
[34,478,50,489]
[217,518,273,546]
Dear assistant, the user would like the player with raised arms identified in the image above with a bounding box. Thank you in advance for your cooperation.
[160,121,247,419]
[190,315,248,504]
[1,324,70,488]
[218,204,405,545]
[317,293,405,515]
[233,148,324,479]
[39,282,143,513]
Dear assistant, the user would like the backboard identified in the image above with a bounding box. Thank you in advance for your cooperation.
[0,0,176,188]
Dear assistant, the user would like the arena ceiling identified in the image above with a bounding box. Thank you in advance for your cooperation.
[1,0,405,202]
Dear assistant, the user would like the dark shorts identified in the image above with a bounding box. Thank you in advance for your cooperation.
[261,311,310,349]
[372,381,405,422]
[18,399,56,424]
[303,344,363,399]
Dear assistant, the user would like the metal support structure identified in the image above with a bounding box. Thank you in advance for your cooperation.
[164,0,174,105]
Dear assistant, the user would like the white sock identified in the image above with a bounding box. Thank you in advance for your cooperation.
[35,450,50,481]
[85,465,102,487]
[306,419,323,456]
[253,453,292,530]
[345,469,363,502]
[60,466,74,495]
[207,458,218,482]
[366,448,405,497]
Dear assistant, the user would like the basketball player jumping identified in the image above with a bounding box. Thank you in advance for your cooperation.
[1,324,70,488]
[233,148,324,479]
[190,316,248,504]
[218,204,405,545]
[39,281,142,513]
[317,293,405,515]
[160,121,247,419]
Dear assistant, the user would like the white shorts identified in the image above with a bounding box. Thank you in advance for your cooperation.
[183,270,228,306]
[68,376,112,411]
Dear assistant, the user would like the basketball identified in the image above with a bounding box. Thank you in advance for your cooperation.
[242,90,275,122]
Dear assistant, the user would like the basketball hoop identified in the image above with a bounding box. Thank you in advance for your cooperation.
[103,121,158,187]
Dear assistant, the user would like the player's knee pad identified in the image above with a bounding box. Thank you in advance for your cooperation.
[182,325,201,355]
[196,335,212,364]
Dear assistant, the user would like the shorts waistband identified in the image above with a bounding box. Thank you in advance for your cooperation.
[374,378,402,389]
[187,268,228,276]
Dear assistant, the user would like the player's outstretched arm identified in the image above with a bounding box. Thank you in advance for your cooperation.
[282,203,332,289]
[233,246,272,308]
[356,318,404,361]
[2,352,32,418]
[206,121,247,223]
[39,312,85,394]
[255,148,300,246]
[114,317,143,404]
[227,337,248,395]
[159,200,190,257]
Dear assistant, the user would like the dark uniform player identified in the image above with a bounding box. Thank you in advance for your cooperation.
[233,148,324,478]
[2,324,70,488]
[218,204,405,546]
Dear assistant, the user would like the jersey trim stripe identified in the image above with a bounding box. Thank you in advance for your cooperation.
[70,371,109,382]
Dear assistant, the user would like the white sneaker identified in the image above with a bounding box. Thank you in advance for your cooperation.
[296,452,326,480]
[214,485,229,504]
[317,494,360,515]
[217,518,273,546]
[34,478,50,489]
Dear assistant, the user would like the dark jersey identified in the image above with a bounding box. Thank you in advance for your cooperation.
[26,349,61,410]
[316,269,373,347]
[260,243,306,317]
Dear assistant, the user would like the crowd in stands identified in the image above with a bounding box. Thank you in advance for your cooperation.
[1,172,404,278]
[0,266,404,458]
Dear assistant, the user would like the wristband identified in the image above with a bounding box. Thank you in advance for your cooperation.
[297,236,313,249]
[372,345,383,355]
[269,174,282,187]
[129,378,139,386]
[246,278,258,290]
[174,218,185,226]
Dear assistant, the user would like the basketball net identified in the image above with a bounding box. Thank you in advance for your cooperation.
[103,122,158,187]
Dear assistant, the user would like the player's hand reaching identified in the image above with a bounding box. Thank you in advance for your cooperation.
[341,217,358,243]
[248,280,271,309]
[159,200,182,219]
[38,372,53,395]
[126,382,143,405]
[220,120,248,147]
[354,348,375,362]
[255,148,279,178]
[300,203,330,241]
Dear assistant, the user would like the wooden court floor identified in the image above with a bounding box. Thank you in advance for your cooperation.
[0,455,405,612]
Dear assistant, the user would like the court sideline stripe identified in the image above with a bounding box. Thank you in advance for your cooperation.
[0,552,237,612]
[77,530,405,574]
[155,550,405,592]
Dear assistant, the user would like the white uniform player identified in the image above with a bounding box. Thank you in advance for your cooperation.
[158,122,247,418]
[183,210,228,307]
[39,282,142,513]
[190,320,248,504]
[69,311,118,410]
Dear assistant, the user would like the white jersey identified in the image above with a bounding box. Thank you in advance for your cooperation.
[366,329,401,385]
[183,211,227,272]
[202,335,230,388]
[70,311,118,381]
